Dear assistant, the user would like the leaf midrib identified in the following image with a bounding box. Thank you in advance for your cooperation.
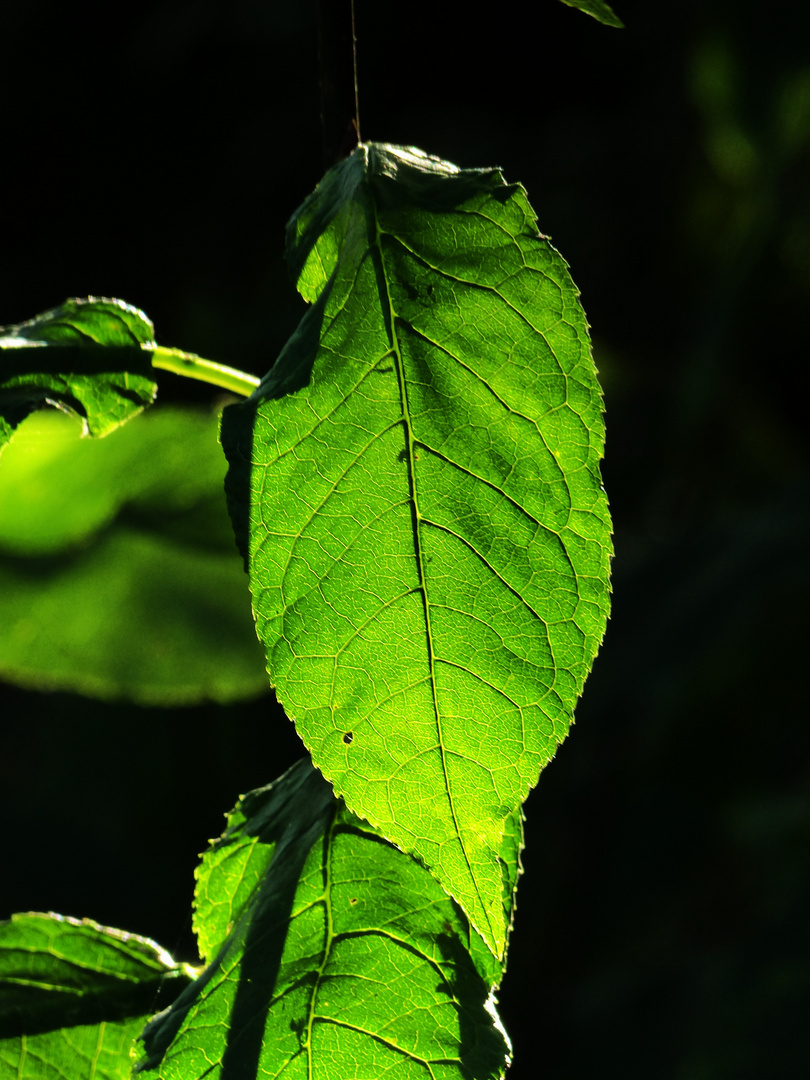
[368,174,497,953]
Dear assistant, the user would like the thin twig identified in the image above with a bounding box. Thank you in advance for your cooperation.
[317,0,361,167]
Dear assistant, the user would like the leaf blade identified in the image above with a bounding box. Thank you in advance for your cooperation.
[140,760,511,1080]
[0,298,158,454]
[0,913,192,1080]
[222,143,611,957]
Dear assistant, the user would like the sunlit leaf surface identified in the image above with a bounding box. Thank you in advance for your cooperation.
[0,298,157,454]
[140,760,511,1080]
[223,143,612,956]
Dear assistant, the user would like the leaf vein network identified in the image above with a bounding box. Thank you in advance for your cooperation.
[322,243,376,323]
[334,674,431,729]
[24,949,153,982]
[383,230,563,350]
[430,604,552,676]
[466,204,524,242]
[420,517,560,625]
[399,321,564,446]
[275,496,412,621]
[304,820,335,1080]
[309,1017,436,1066]
[331,585,421,656]
[270,423,406,606]
[329,928,441,972]
[434,658,531,715]
[258,350,395,469]
[412,443,565,538]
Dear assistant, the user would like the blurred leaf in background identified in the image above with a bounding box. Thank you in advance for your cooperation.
[0,406,267,704]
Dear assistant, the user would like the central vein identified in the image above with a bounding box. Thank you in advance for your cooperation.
[368,176,493,946]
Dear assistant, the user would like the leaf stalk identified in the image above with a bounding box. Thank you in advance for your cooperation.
[149,346,260,397]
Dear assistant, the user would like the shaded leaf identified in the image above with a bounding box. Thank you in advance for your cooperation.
[0,407,267,704]
[0,913,192,1080]
[222,143,611,956]
[139,759,512,1080]
[0,298,158,454]
[558,0,623,28]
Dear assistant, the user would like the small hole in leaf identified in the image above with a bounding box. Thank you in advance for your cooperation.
[343,731,353,745]
[349,897,358,905]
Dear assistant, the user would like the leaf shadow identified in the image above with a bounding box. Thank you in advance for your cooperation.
[221,279,331,570]
[434,927,510,1080]
[138,761,336,1076]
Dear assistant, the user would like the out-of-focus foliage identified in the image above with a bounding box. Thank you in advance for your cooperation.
[0,406,267,703]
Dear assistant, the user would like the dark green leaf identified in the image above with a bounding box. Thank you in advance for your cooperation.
[0,298,158,454]
[222,143,612,956]
[0,406,267,704]
[0,912,192,1080]
[558,0,623,28]
[139,760,512,1080]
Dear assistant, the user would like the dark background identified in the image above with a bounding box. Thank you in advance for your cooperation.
[2,1,809,1077]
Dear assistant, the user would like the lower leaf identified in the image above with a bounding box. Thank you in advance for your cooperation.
[139,759,512,1080]
[0,913,192,1080]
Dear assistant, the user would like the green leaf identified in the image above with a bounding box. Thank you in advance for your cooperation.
[139,760,512,1080]
[558,0,623,28]
[0,912,193,1080]
[0,298,158,454]
[0,406,268,704]
[222,143,612,957]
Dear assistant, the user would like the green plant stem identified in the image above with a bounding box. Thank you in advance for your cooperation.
[149,346,260,397]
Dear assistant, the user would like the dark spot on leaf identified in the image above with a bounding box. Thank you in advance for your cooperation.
[343,731,353,744]
[349,897,358,905]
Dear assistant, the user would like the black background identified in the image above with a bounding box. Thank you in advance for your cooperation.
[2,1,809,1077]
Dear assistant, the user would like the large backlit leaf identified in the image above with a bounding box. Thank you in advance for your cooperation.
[0,298,157,454]
[0,407,267,704]
[139,760,512,1080]
[0,913,192,1080]
[222,143,612,956]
